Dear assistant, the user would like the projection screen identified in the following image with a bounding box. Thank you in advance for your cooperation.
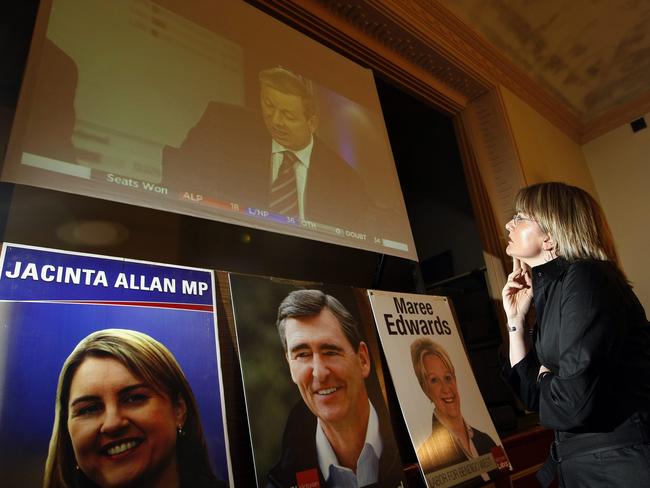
[2,0,417,260]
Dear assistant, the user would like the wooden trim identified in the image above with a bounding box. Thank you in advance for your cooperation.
[510,463,543,480]
[250,0,475,114]
[374,0,583,140]
[458,90,527,234]
[251,0,583,139]
[453,114,510,342]
[251,0,650,145]
[582,88,650,142]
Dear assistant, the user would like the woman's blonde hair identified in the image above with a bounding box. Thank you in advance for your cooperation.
[411,338,455,398]
[43,329,217,488]
[515,182,621,269]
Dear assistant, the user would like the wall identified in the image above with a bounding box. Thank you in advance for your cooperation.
[582,114,650,308]
[499,86,596,194]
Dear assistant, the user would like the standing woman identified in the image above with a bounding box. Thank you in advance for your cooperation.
[502,182,650,487]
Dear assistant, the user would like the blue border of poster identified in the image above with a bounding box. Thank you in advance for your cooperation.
[0,243,231,486]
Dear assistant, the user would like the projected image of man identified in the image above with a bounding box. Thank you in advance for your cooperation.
[259,70,317,152]
[163,67,370,230]
[267,289,403,488]
[259,68,318,220]
[258,67,369,225]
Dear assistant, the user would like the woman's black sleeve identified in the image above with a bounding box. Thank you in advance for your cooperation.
[505,348,541,411]
[537,263,619,431]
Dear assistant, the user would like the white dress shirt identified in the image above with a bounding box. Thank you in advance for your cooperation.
[316,400,383,487]
[271,137,313,221]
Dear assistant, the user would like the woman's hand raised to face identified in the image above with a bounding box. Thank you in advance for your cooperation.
[502,257,533,326]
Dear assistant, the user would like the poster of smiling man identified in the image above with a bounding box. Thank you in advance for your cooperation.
[0,243,231,487]
[367,290,511,488]
[229,274,406,488]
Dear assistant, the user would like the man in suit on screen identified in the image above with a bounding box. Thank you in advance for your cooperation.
[162,67,370,231]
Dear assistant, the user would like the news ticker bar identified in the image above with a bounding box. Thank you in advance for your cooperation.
[20,153,409,253]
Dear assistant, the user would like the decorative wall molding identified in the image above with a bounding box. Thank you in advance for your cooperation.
[321,0,489,99]
[387,0,584,140]
[251,0,584,139]
[251,0,475,114]
[252,0,648,143]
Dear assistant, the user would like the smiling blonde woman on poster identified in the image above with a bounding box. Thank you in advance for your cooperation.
[502,182,650,487]
[43,329,225,488]
[411,338,496,485]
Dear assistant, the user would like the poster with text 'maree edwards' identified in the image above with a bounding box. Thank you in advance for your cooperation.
[0,243,231,488]
[367,290,511,488]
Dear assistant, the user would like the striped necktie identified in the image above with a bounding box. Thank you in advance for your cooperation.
[269,151,299,218]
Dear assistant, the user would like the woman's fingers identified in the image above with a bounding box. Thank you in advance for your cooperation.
[523,269,532,287]
[505,280,524,290]
[507,268,530,287]
[503,258,533,320]
[507,268,524,281]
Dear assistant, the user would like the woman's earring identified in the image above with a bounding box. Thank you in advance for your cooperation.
[177,425,186,437]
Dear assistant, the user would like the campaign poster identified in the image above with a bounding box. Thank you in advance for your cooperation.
[0,243,232,487]
[367,290,510,488]
[229,274,406,488]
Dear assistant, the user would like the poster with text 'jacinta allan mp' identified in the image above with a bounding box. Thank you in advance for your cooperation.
[0,243,231,488]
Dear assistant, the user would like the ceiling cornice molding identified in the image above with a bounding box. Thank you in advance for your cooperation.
[581,89,650,143]
[319,0,490,97]
[391,0,583,140]
[252,0,644,143]
[250,0,476,114]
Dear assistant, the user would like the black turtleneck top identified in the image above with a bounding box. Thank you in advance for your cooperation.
[508,258,650,433]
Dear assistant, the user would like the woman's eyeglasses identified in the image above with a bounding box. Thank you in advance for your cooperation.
[512,214,535,226]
